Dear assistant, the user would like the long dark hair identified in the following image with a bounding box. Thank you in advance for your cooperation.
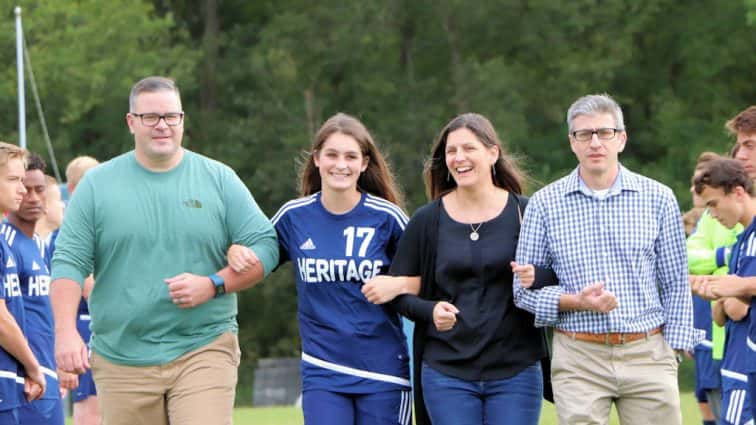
[424,113,526,200]
[299,113,404,208]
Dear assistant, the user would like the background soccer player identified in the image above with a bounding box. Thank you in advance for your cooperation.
[692,158,756,424]
[2,152,63,425]
[52,155,100,425]
[0,142,45,424]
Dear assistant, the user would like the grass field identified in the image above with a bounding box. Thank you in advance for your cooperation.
[64,391,704,424]
[231,392,702,424]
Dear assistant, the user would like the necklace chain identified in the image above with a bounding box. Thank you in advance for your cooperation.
[469,222,483,241]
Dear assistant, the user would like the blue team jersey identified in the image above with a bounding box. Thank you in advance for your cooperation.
[0,237,24,412]
[44,230,89,319]
[726,219,756,387]
[736,218,756,374]
[694,295,715,341]
[46,229,96,404]
[272,192,410,393]
[730,219,756,372]
[750,290,756,371]
[1,224,59,401]
[693,294,721,390]
[722,318,750,391]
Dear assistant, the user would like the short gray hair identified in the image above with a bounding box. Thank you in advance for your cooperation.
[566,93,625,133]
[128,76,181,112]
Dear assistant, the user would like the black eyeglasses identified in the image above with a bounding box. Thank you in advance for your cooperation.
[570,128,622,142]
[130,112,184,127]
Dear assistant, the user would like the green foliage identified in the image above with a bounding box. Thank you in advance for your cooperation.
[748,0,756,24]
[6,0,755,393]
[0,0,197,162]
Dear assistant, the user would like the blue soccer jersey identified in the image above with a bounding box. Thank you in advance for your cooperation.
[739,219,756,422]
[1,224,59,401]
[43,230,89,320]
[272,192,410,394]
[40,229,55,273]
[45,229,96,403]
[722,318,750,392]
[693,294,722,391]
[0,237,24,412]
[722,220,756,425]
[737,219,756,374]
[751,292,756,371]
[741,230,756,377]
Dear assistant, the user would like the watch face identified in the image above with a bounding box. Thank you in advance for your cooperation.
[211,274,225,297]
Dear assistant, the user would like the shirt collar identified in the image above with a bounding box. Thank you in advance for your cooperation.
[564,164,640,198]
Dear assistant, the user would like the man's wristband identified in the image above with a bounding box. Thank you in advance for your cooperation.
[209,273,226,298]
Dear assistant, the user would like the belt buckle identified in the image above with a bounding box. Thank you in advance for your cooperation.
[604,333,625,345]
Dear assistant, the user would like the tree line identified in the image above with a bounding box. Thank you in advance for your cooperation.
[0,0,754,402]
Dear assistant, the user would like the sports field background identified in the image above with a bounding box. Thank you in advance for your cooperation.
[62,391,702,425]
[227,392,701,425]
[63,360,706,424]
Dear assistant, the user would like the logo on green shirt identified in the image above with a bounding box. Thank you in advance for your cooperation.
[183,199,202,208]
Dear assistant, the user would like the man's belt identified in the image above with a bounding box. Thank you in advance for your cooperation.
[556,327,662,345]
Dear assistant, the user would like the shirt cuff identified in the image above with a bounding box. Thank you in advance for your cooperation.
[50,264,87,289]
[715,247,730,268]
[533,286,563,327]
[663,324,706,351]
[249,242,279,278]
[415,299,438,322]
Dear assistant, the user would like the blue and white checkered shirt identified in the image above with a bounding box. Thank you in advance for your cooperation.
[513,165,704,351]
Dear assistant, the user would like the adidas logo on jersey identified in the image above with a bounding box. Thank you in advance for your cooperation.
[32,261,41,271]
[6,257,14,268]
[300,238,316,250]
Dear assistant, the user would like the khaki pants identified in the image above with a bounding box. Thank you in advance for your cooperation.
[91,332,240,425]
[552,331,681,425]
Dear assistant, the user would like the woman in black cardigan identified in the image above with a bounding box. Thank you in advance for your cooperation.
[364,113,552,425]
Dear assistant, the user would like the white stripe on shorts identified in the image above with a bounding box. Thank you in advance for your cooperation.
[398,390,411,425]
[727,389,746,425]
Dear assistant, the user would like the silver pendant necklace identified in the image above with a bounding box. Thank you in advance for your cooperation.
[469,222,483,241]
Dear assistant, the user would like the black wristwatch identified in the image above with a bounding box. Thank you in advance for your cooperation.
[209,273,226,298]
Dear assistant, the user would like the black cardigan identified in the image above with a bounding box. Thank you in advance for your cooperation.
[389,195,553,425]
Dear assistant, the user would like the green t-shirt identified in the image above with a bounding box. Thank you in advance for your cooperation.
[52,150,279,366]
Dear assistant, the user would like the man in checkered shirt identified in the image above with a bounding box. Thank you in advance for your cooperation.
[513,93,703,425]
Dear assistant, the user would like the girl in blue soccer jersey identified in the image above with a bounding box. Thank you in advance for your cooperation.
[229,113,415,425]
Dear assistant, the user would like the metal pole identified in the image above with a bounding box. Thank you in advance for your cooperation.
[15,6,26,149]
